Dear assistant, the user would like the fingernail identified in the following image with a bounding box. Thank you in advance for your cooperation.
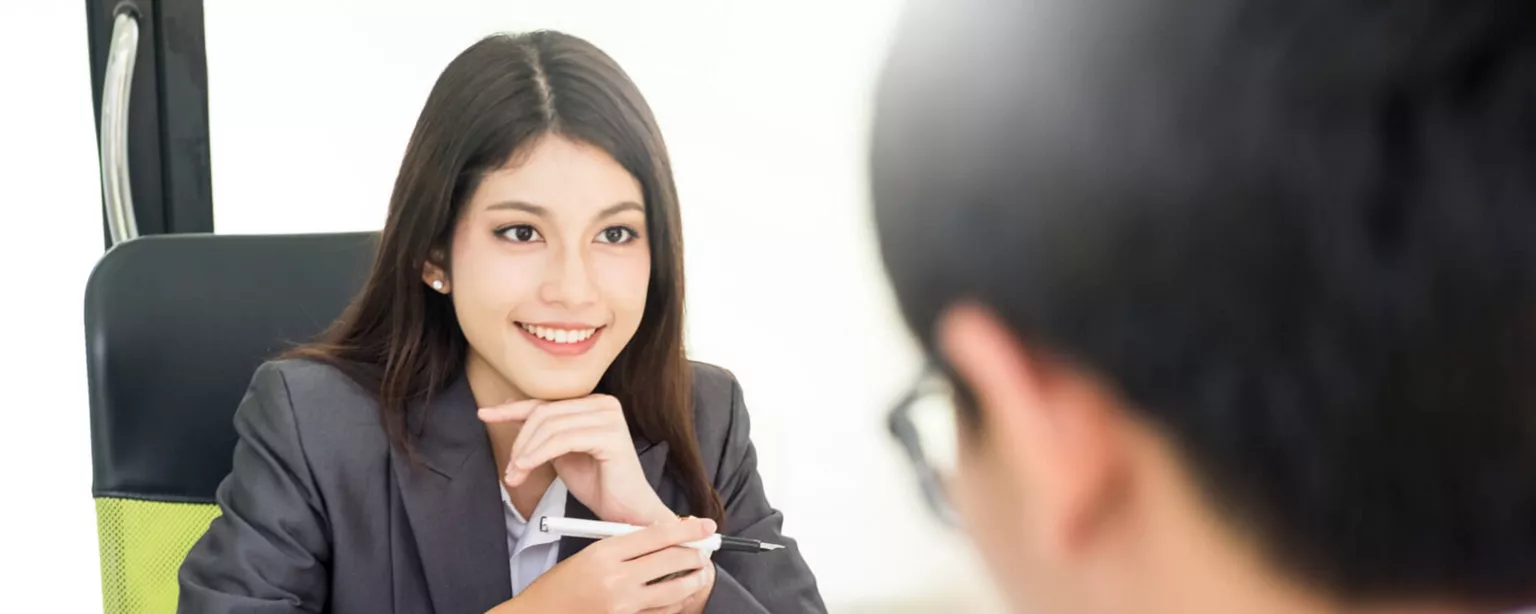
[703,519,717,534]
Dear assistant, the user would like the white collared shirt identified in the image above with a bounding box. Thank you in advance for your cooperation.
[499,477,568,595]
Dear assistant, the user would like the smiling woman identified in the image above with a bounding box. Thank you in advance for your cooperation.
[175,31,824,614]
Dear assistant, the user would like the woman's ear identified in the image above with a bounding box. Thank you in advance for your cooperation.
[421,248,450,294]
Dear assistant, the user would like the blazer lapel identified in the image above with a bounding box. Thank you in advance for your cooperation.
[557,436,671,562]
[393,375,512,613]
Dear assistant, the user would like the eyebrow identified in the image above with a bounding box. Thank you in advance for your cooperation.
[484,200,644,221]
[485,201,548,216]
[598,201,644,219]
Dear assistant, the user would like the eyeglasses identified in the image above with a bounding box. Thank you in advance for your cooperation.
[886,366,962,527]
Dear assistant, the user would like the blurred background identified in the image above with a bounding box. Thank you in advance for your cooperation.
[0,1,1002,611]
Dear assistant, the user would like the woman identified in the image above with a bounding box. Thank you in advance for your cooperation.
[178,31,824,614]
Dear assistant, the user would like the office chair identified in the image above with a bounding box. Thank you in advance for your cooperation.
[84,232,377,613]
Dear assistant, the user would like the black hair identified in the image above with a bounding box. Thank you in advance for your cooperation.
[873,0,1536,605]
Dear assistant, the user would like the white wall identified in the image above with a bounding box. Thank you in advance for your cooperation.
[0,1,1002,611]
[0,3,109,611]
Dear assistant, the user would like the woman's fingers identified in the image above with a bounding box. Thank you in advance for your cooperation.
[633,558,712,612]
[507,428,612,483]
[504,414,618,485]
[631,546,707,585]
[590,520,715,613]
[510,411,617,470]
[504,402,570,479]
[510,399,614,461]
[602,516,716,561]
[479,394,620,425]
[484,394,631,485]
[637,563,713,614]
[476,399,542,423]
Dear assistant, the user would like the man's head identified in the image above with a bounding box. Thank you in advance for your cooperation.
[872,1,1536,612]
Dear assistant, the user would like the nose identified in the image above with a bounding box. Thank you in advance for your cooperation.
[539,243,598,307]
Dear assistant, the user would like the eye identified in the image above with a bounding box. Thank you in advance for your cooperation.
[497,225,543,243]
[595,226,640,245]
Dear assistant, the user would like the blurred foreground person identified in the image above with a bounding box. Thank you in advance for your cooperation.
[874,1,1536,613]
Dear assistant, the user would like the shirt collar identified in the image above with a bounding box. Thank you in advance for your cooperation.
[500,477,568,548]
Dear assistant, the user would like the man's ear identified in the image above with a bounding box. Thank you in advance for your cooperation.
[421,248,450,293]
[936,303,1129,558]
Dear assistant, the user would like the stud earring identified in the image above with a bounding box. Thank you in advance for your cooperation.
[431,280,445,292]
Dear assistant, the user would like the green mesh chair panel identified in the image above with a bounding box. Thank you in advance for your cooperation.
[96,497,220,614]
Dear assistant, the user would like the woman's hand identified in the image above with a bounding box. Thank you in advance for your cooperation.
[479,395,674,525]
[489,517,717,614]
[678,562,715,614]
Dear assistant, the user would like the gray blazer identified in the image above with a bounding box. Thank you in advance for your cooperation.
[178,359,825,614]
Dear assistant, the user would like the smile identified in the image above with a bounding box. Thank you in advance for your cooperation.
[516,322,605,356]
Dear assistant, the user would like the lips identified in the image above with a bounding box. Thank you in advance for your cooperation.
[514,321,608,358]
[517,322,599,344]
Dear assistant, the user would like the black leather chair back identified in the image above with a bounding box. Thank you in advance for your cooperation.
[85,232,377,503]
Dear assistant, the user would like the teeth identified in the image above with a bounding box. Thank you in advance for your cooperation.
[520,323,597,344]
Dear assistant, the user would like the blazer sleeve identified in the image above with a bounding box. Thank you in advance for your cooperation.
[178,363,331,613]
[703,375,827,614]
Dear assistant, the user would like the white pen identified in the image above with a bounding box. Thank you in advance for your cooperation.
[539,517,785,553]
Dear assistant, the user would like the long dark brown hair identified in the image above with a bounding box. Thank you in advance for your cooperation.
[289,31,723,523]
